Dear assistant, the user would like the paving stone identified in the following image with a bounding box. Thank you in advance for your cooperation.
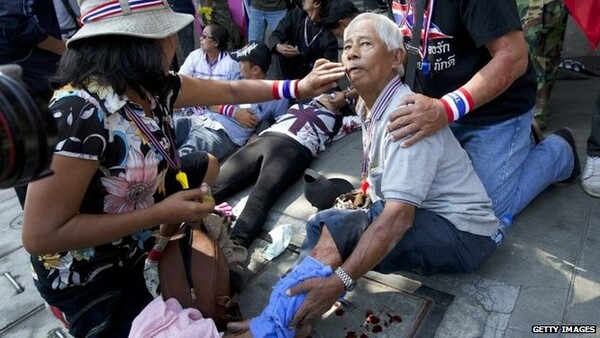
[0,248,46,332]
[508,286,568,331]
[240,249,451,338]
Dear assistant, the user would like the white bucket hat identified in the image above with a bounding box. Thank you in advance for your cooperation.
[67,0,193,46]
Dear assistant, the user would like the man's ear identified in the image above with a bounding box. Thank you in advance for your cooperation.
[392,47,406,70]
[252,64,263,76]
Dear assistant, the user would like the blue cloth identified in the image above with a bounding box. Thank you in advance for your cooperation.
[451,108,574,218]
[249,256,333,338]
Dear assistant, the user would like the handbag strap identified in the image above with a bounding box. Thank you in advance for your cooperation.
[404,0,427,90]
[179,224,198,302]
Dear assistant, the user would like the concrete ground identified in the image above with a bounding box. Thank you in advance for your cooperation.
[0,71,599,337]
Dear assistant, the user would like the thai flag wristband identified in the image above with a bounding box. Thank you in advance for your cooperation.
[272,80,299,100]
[219,105,236,118]
[439,88,474,123]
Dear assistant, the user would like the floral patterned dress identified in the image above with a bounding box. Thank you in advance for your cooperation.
[31,74,181,301]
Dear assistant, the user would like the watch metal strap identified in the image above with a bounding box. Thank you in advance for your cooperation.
[334,266,355,290]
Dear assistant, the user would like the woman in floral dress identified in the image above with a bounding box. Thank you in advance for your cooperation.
[20,1,344,337]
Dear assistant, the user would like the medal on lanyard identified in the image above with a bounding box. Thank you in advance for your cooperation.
[421,59,430,75]
[176,171,189,189]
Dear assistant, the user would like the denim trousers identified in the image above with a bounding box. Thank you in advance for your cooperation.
[176,117,239,161]
[451,109,574,218]
[298,201,496,276]
[247,6,287,43]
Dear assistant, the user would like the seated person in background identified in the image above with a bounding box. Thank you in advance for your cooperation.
[176,41,289,160]
[267,0,338,79]
[179,23,240,86]
[212,95,360,250]
[224,13,501,338]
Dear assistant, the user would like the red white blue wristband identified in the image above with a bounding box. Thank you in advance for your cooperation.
[439,88,474,123]
[219,105,236,118]
[272,80,299,100]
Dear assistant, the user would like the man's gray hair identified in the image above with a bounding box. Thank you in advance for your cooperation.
[345,12,405,52]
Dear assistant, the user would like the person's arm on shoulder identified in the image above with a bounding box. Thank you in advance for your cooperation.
[287,201,415,328]
[175,59,345,108]
[386,29,529,147]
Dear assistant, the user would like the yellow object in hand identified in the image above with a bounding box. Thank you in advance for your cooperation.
[176,171,189,190]
[200,182,214,203]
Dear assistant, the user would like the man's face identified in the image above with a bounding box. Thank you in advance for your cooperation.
[303,0,320,21]
[238,60,253,79]
[342,20,396,92]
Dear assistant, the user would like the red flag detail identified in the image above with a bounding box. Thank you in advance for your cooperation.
[562,0,600,50]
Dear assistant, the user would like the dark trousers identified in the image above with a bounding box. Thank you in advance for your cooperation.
[34,257,152,338]
[587,93,600,157]
[299,201,496,276]
[212,134,312,247]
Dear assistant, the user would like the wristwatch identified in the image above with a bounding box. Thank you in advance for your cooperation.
[334,267,357,291]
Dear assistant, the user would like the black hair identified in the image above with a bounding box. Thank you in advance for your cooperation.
[51,35,169,97]
[206,24,230,52]
[322,0,359,30]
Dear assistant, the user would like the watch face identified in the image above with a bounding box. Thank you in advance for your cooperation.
[347,281,356,291]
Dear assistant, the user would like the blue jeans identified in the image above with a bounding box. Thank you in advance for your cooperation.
[451,109,574,218]
[299,201,496,276]
[247,6,287,42]
[176,117,239,161]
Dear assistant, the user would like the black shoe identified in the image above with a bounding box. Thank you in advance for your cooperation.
[552,128,581,185]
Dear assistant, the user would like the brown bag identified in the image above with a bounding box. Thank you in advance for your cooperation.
[158,222,241,331]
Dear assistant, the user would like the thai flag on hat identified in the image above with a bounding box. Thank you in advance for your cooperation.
[81,0,165,24]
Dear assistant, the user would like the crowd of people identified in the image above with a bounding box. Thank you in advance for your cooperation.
[1,0,599,337]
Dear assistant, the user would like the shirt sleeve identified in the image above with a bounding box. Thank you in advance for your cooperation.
[460,0,522,48]
[178,51,198,76]
[51,92,109,160]
[380,134,442,206]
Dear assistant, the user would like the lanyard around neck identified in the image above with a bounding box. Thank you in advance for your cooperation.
[304,17,324,48]
[360,77,403,178]
[125,103,189,189]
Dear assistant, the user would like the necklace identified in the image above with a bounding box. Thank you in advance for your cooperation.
[304,17,324,48]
